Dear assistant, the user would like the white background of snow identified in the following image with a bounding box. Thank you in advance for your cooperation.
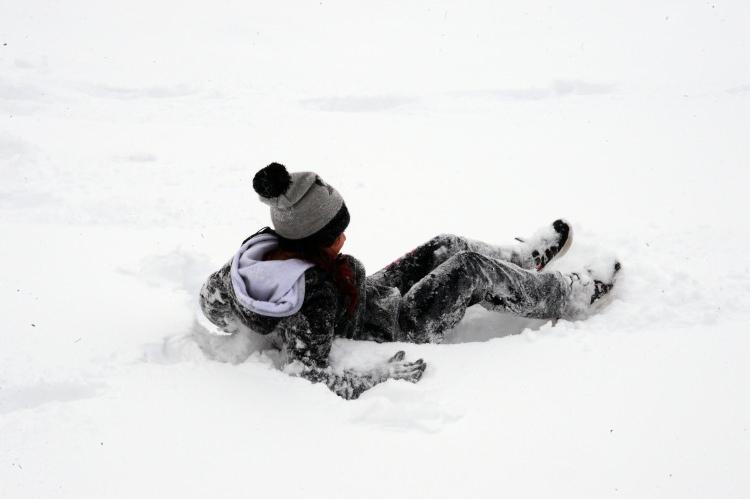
[2,1,750,497]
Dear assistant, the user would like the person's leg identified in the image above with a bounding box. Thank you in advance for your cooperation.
[398,250,619,343]
[367,234,528,295]
[367,219,572,294]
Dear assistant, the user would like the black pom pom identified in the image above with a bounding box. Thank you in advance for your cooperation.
[253,162,291,198]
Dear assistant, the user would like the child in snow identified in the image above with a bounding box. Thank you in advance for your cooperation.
[199,163,620,399]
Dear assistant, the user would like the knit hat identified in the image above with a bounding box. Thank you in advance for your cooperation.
[252,163,350,246]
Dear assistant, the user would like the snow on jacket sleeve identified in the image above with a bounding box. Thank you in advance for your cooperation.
[278,276,393,400]
[200,261,246,334]
[199,261,281,335]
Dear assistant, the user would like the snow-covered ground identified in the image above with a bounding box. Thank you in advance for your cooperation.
[2,1,750,497]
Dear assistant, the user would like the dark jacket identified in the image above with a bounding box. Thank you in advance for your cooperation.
[199,235,403,399]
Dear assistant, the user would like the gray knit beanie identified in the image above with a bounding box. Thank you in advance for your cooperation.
[252,163,350,245]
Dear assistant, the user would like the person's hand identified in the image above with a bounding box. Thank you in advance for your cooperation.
[384,350,426,383]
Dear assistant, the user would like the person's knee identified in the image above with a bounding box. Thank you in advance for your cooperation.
[449,249,484,267]
[422,234,465,266]
[430,233,463,247]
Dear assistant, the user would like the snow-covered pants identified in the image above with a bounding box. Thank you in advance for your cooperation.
[366,234,569,343]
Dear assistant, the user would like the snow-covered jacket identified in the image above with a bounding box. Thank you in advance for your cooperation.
[199,232,402,399]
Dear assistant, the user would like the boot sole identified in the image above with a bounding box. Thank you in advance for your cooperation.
[554,220,574,261]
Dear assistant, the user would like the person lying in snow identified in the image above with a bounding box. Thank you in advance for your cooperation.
[199,163,621,399]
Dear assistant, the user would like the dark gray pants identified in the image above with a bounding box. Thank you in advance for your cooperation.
[364,234,570,343]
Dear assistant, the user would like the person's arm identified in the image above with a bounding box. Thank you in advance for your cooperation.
[199,262,245,334]
[278,280,426,400]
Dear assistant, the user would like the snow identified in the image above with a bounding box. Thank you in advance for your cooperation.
[2,0,750,497]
